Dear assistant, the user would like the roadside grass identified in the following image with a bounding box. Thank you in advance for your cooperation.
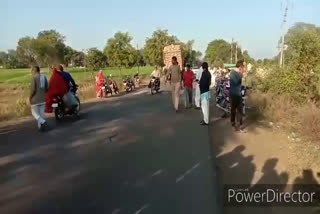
[247,91,320,142]
[0,66,153,122]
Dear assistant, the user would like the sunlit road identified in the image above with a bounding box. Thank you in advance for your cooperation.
[0,85,220,214]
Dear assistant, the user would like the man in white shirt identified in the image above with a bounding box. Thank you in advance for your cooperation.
[193,67,203,109]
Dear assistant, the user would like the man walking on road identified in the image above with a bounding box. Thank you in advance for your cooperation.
[199,62,211,125]
[30,66,48,131]
[230,60,246,131]
[168,56,182,112]
[183,64,194,109]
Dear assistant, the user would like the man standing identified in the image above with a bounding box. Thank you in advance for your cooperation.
[30,66,48,131]
[183,64,194,109]
[229,60,246,131]
[199,62,211,125]
[168,56,182,112]
[194,66,203,109]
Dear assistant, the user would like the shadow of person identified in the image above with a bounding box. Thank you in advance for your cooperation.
[292,169,320,210]
[255,158,288,185]
[293,169,318,185]
[216,145,245,168]
[216,145,256,186]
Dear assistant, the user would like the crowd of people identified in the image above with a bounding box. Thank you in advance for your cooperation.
[29,58,245,132]
[165,56,246,130]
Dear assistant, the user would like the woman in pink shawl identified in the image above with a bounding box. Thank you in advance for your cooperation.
[96,70,105,98]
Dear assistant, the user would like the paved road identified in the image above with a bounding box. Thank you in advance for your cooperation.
[0,86,220,214]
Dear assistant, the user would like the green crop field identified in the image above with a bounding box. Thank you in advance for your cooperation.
[0,66,153,85]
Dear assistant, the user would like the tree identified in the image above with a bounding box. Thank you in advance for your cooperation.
[288,29,320,72]
[205,39,231,66]
[242,50,254,64]
[104,32,136,73]
[85,48,106,71]
[136,49,146,66]
[16,30,67,67]
[37,30,66,64]
[64,46,76,67]
[72,51,85,67]
[16,37,38,66]
[0,51,6,66]
[144,29,177,66]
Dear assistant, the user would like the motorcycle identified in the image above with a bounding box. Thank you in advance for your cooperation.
[241,86,247,115]
[109,80,119,94]
[215,78,231,115]
[149,77,160,95]
[123,77,135,93]
[51,86,80,121]
[215,79,247,116]
[102,82,113,97]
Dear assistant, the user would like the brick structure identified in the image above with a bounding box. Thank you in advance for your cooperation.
[163,44,183,69]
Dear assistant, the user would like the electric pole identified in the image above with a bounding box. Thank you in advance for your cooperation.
[279,1,288,67]
[235,42,238,63]
[137,44,140,72]
[231,38,233,64]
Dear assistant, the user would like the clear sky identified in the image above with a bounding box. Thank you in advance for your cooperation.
[1,0,319,59]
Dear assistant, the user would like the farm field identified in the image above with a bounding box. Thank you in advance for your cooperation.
[0,66,153,121]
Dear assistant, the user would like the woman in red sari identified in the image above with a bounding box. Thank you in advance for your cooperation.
[45,68,68,113]
[96,70,105,98]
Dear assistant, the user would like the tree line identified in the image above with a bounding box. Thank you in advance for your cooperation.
[0,29,206,70]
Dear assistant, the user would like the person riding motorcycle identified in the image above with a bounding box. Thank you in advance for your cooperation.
[149,66,161,88]
[56,65,78,108]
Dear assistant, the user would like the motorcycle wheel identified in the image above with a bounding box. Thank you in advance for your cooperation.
[75,97,80,114]
[151,87,155,95]
[54,107,64,121]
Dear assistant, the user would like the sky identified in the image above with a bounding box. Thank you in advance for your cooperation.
[1,0,319,59]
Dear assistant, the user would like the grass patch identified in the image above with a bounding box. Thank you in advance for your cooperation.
[0,66,152,85]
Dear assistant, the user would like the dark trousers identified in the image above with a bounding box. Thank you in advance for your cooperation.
[184,87,193,108]
[230,95,243,126]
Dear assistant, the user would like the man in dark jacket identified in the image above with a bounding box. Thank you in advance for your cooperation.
[199,62,211,125]
[229,60,246,131]
[57,65,77,91]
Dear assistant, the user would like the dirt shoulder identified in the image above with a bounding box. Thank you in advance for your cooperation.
[210,100,320,214]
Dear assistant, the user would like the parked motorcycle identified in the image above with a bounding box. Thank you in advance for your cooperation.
[109,80,119,94]
[102,82,113,97]
[51,86,80,121]
[123,77,135,93]
[215,78,247,117]
[215,78,231,115]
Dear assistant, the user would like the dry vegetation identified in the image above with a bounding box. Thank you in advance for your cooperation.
[247,91,320,142]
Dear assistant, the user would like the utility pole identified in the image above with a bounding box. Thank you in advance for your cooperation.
[231,38,233,64]
[235,42,238,63]
[137,44,140,72]
[279,1,288,67]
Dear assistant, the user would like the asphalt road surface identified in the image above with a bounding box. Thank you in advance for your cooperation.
[0,85,220,214]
